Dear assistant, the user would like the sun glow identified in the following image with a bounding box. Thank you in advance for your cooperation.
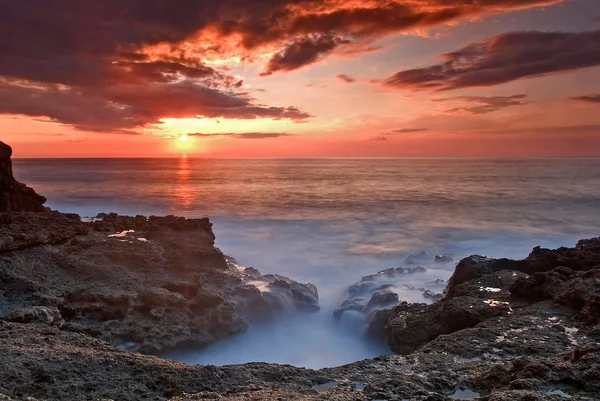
[179,134,189,142]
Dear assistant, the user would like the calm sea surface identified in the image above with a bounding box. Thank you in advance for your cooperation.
[12,158,600,367]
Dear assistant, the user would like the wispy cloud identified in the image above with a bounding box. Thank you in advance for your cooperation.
[383,30,600,91]
[433,94,528,114]
[337,74,356,84]
[570,94,600,104]
[188,132,292,140]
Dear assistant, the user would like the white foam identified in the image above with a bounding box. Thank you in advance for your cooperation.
[479,287,501,293]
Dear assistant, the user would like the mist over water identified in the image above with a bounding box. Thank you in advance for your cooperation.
[13,158,600,368]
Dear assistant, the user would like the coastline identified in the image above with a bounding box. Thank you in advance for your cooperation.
[2,140,600,400]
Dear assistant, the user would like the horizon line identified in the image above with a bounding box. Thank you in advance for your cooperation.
[12,156,600,161]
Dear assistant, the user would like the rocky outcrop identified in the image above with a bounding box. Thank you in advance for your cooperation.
[385,238,600,357]
[444,238,600,298]
[0,141,47,212]
[0,211,318,354]
[334,264,446,337]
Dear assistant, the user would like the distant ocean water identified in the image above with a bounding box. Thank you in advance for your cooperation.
[13,158,600,367]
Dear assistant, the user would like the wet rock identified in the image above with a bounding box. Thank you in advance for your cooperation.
[364,290,399,313]
[434,254,453,263]
[422,290,443,301]
[444,255,525,297]
[0,141,47,213]
[386,295,510,354]
[405,251,427,265]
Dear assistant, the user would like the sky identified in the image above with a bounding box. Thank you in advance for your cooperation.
[1,0,600,157]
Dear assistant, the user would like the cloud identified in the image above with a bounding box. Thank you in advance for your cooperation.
[433,94,528,114]
[0,0,571,132]
[337,74,356,83]
[261,35,349,76]
[0,80,311,133]
[188,132,292,139]
[383,30,600,91]
[368,127,428,140]
[390,128,428,133]
[369,135,388,141]
[570,95,600,104]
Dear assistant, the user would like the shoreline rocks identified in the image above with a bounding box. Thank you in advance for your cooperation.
[0,141,47,212]
[0,210,319,354]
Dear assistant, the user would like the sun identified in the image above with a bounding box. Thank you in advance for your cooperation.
[179,134,189,142]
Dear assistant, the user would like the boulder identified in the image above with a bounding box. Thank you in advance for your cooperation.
[444,255,524,297]
[434,254,453,263]
[0,141,47,212]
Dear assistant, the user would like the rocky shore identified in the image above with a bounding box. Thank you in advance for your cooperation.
[1,140,599,400]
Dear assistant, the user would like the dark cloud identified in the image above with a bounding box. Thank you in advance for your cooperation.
[383,30,600,91]
[433,94,528,114]
[369,135,388,141]
[370,127,428,140]
[0,80,311,133]
[261,35,349,76]
[390,128,428,133]
[337,74,356,83]
[570,95,600,104]
[188,132,291,139]
[0,0,570,132]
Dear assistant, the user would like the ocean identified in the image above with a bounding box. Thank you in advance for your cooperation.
[13,158,600,368]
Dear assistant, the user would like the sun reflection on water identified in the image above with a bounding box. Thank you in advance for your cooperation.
[173,157,194,208]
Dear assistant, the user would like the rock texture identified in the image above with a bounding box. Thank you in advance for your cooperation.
[0,211,318,354]
[0,141,47,212]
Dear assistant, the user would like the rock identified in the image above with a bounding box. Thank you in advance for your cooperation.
[2,235,600,400]
[422,290,442,301]
[385,295,510,354]
[405,251,427,265]
[434,254,453,263]
[0,141,47,212]
[0,211,318,354]
[444,255,525,297]
[364,289,399,313]
[4,306,64,327]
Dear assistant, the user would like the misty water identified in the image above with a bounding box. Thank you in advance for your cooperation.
[13,158,600,368]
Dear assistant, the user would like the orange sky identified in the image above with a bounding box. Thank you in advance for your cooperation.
[2,0,600,157]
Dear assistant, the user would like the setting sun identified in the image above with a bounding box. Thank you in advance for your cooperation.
[179,134,189,142]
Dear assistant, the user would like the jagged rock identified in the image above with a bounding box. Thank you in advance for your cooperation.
[385,295,510,354]
[4,306,64,327]
[422,289,442,301]
[444,255,525,297]
[405,251,427,265]
[0,141,47,212]
[434,254,453,263]
[364,289,399,313]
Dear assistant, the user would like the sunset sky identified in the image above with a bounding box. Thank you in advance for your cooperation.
[2,0,600,157]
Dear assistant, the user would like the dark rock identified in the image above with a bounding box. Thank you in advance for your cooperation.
[444,255,525,297]
[0,141,47,212]
[434,254,453,263]
[422,290,442,301]
[364,290,399,313]
[385,295,510,354]
[405,251,427,265]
